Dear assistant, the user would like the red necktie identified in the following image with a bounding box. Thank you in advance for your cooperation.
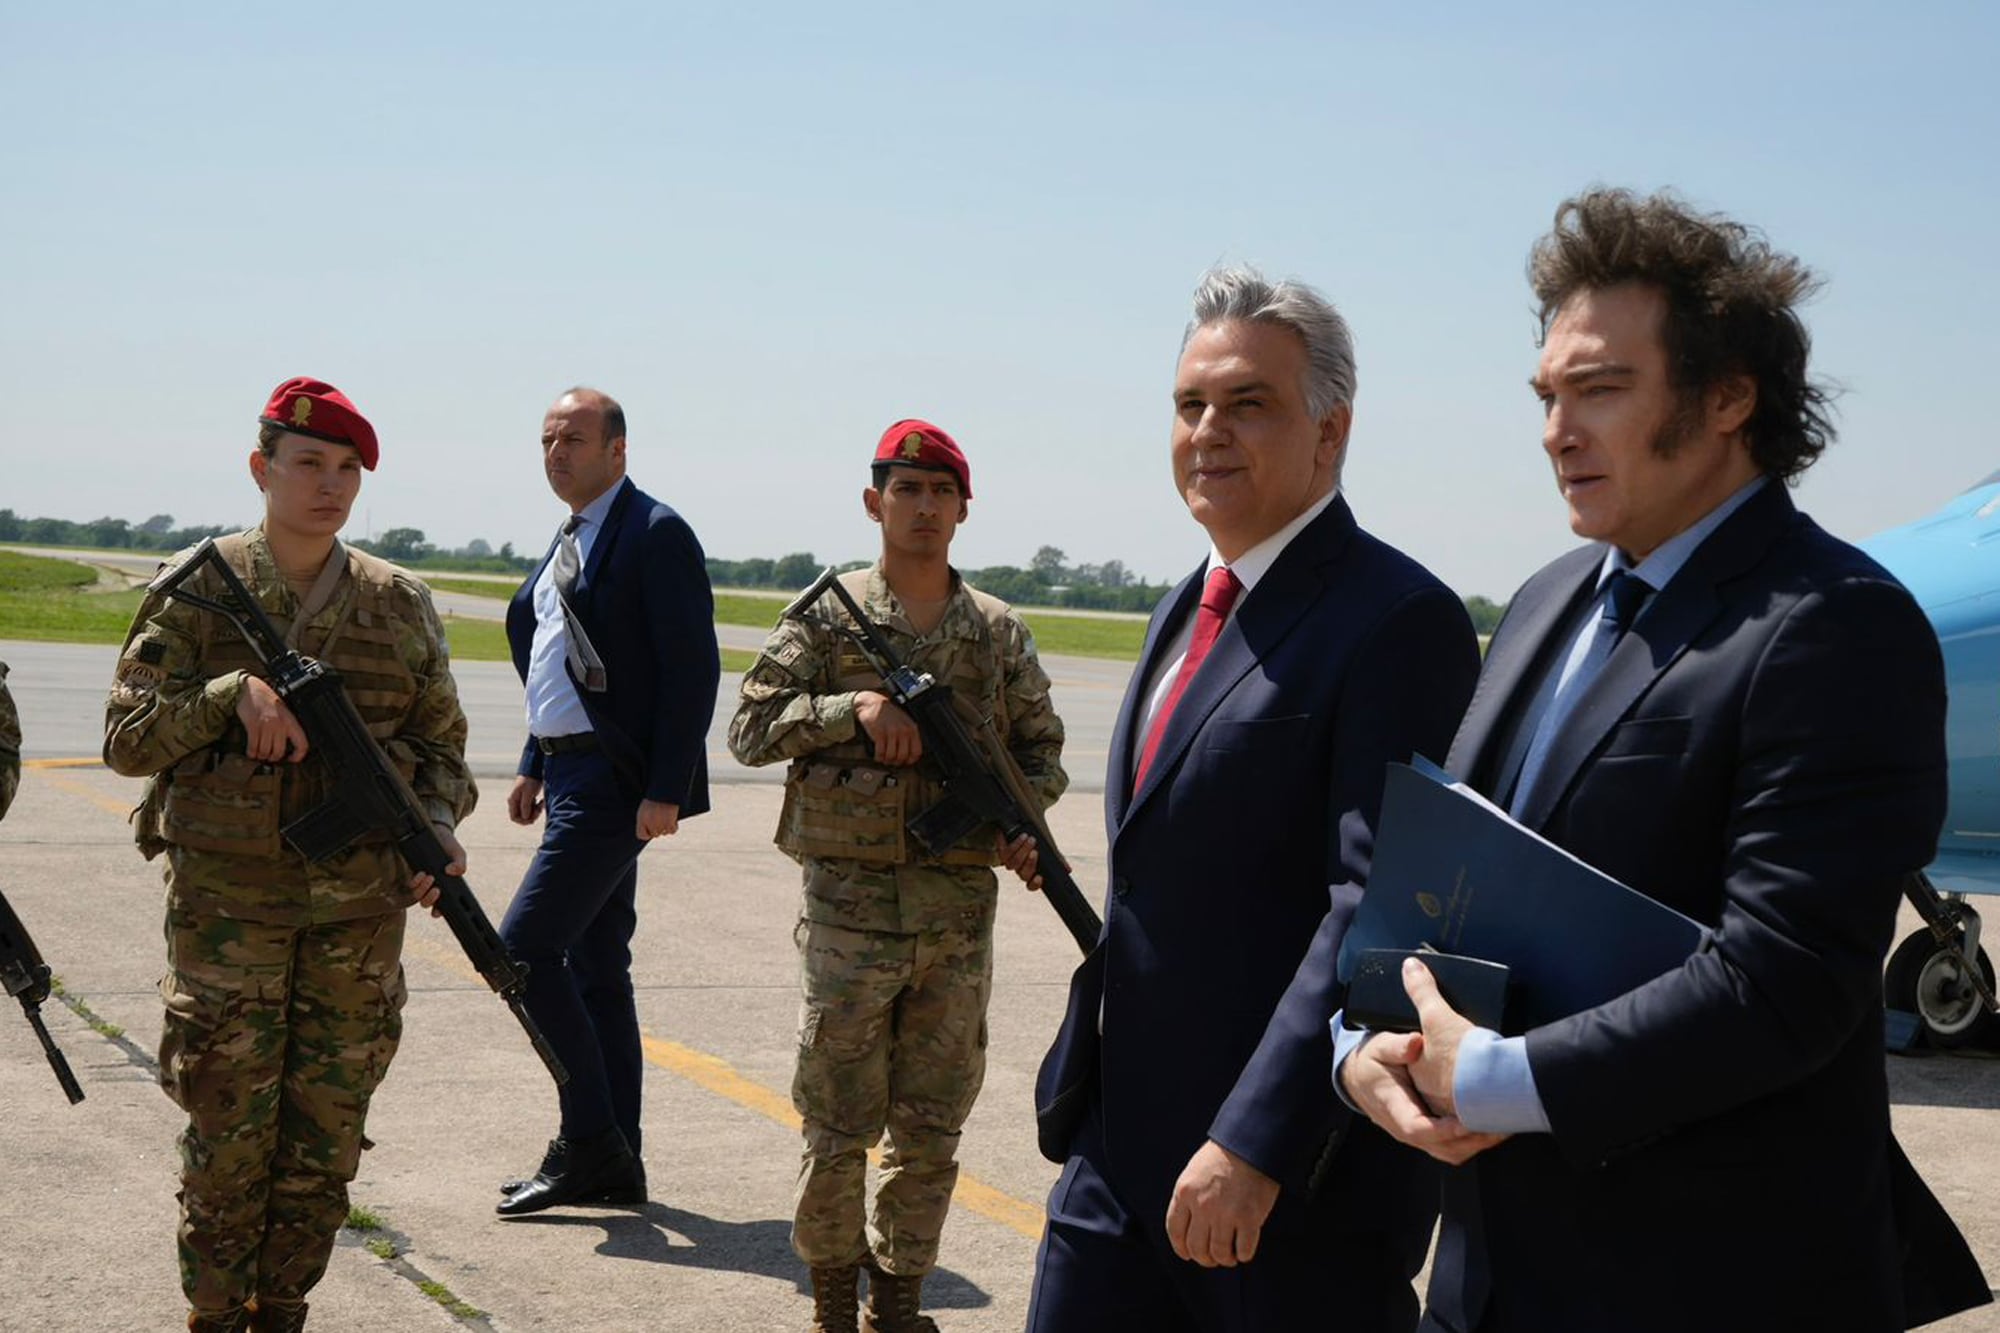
[1134,566,1242,788]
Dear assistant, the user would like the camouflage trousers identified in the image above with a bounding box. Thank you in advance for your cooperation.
[791,916,993,1276]
[158,901,408,1315]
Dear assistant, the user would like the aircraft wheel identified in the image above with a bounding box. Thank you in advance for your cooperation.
[1885,931,1996,1048]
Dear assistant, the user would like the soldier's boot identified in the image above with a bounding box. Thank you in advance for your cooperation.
[862,1271,939,1333]
[248,1298,309,1332]
[807,1264,861,1333]
[186,1309,250,1332]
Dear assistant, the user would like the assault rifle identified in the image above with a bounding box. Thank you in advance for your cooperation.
[0,889,85,1104]
[782,569,1102,954]
[152,540,567,1087]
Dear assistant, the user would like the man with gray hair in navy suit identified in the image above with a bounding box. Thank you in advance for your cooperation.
[1028,265,1479,1332]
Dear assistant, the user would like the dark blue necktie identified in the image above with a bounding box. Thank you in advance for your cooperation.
[1506,569,1655,816]
[1601,569,1653,642]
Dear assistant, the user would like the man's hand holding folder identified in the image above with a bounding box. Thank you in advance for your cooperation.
[1340,955,1510,1166]
[1335,759,1708,1165]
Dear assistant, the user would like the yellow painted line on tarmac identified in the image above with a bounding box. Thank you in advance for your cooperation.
[938,1170,1048,1240]
[638,1033,1046,1240]
[642,1033,799,1128]
[25,752,1056,1239]
[406,928,1050,1241]
[29,758,133,817]
[27,758,1051,1236]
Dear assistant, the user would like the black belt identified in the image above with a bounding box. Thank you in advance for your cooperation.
[534,732,600,756]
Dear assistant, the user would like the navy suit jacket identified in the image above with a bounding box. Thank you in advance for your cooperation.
[1035,495,1479,1251]
[508,477,719,816]
[1425,482,1982,1332]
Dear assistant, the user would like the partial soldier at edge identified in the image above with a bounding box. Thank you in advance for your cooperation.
[0,660,18,820]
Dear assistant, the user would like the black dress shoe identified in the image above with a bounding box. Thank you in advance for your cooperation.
[500,1143,647,1202]
[496,1128,644,1216]
[500,1137,571,1195]
[587,1156,646,1205]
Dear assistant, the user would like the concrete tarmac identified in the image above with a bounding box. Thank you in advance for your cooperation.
[3,640,1998,1331]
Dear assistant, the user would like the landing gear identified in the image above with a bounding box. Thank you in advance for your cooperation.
[1887,874,1999,1050]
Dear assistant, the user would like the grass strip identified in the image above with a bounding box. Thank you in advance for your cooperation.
[1017,611,1145,659]
[437,617,754,672]
[418,1281,485,1320]
[0,550,100,591]
[344,1206,385,1232]
[3,552,1147,661]
[418,576,521,599]
[717,591,1147,660]
[48,978,125,1040]
[0,589,147,643]
[430,583,1148,658]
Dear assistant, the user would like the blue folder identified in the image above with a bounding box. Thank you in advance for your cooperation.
[1337,759,1708,1033]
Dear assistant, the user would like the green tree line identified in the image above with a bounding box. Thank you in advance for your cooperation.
[709,544,1506,630]
[0,512,1505,631]
[0,510,232,554]
[707,545,1173,613]
[0,511,536,574]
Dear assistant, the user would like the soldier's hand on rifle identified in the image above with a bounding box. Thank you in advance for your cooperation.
[236,675,309,762]
[408,827,469,918]
[507,775,545,825]
[855,690,923,766]
[998,830,1043,892]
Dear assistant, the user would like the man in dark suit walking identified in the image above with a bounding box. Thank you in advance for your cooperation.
[494,386,720,1216]
[1027,266,1480,1331]
[1341,189,1988,1331]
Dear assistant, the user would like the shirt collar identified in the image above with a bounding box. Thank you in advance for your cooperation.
[1596,476,1767,594]
[569,479,623,533]
[1205,486,1339,596]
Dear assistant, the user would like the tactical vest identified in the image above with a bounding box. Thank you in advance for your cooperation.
[150,533,422,864]
[777,570,1013,868]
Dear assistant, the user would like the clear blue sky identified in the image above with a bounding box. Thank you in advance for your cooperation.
[3,2,1993,600]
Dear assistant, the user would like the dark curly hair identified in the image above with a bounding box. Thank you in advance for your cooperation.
[1529,188,1835,482]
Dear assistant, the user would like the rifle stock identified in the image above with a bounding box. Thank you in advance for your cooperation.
[153,540,568,1087]
[786,568,1102,953]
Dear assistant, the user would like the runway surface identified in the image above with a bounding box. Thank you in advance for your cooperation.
[2,637,1996,1331]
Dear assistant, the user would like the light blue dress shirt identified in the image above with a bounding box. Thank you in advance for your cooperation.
[523,483,621,741]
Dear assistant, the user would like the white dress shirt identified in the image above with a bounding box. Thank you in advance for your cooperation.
[523,483,621,740]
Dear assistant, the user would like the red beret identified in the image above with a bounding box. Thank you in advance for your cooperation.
[874,418,971,498]
[258,377,378,470]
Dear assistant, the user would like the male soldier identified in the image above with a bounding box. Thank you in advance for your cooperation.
[730,420,1067,1333]
[105,377,476,1333]
[0,660,18,819]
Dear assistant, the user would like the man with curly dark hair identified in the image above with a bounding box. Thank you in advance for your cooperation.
[1339,189,1989,1332]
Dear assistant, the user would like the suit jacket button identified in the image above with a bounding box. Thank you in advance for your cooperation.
[1112,876,1130,897]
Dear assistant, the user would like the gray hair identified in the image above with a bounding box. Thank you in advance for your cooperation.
[1182,264,1356,418]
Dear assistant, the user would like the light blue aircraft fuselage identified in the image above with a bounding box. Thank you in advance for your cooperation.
[1860,469,2000,895]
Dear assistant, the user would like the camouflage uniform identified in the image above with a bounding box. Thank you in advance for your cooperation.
[103,527,475,1321]
[0,660,19,820]
[728,565,1066,1278]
